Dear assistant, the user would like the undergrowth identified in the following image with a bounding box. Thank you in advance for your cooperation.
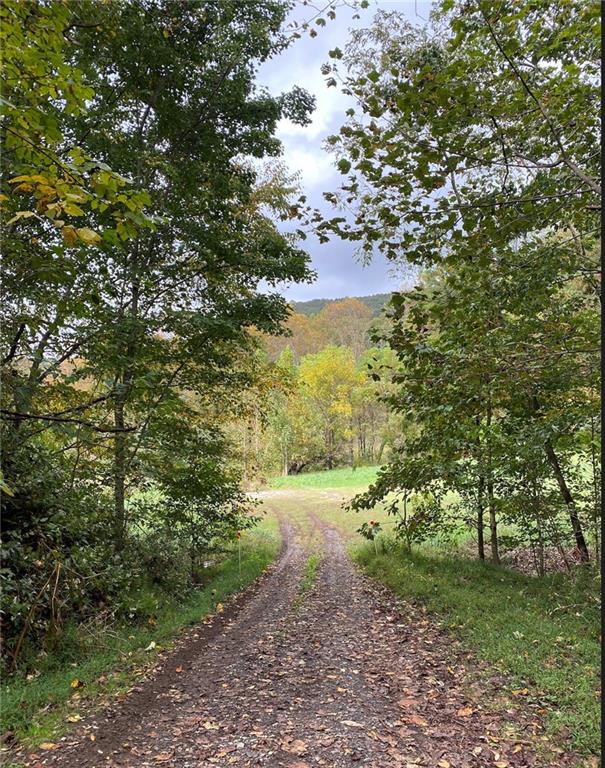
[1,517,280,750]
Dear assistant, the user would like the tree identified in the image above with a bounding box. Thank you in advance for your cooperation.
[298,346,357,468]
[316,297,373,358]
[323,0,600,563]
[0,0,316,665]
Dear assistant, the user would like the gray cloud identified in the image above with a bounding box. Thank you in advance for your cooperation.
[258,0,431,300]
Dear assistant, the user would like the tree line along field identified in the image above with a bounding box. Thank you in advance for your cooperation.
[0,0,600,764]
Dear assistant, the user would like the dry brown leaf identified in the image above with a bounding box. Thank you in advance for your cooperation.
[494,762,508,768]
[39,743,57,750]
[438,760,450,768]
[340,719,363,728]
[398,698,418,708]
[202,720,219,730]
[457,706,473,717]
[153,753,173,762]
[175,666,183,673]
[405,714,428,727]
[282,739,307,755]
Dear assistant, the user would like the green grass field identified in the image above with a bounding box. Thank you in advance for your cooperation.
[269,465,379,490]
[1,516,280,750]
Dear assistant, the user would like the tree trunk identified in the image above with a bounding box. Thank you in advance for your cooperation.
[477,474,485,560]
[113,400,127,545]
[486,395,500,564]
[543,438,590,562]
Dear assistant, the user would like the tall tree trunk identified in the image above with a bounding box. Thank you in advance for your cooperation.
[477,474,485,560]
[486,394,500,564]
[113,400,127,544]
[112,249,140,543]
[528,394,590,563]
[543,438,590,562]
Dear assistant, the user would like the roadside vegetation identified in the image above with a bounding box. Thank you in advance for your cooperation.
[268,470,601,756]
[1,518,279,748]
[1,0,600,764]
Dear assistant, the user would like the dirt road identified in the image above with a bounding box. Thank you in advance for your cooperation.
[27,506,573,768]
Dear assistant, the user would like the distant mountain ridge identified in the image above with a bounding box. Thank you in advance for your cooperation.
[290,292,391,317]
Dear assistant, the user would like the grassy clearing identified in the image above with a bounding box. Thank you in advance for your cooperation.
[1,515,280,750]
[269,465,379,491]
[355,540,601,756]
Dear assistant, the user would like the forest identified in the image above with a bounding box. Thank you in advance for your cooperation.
[0,0,601,764]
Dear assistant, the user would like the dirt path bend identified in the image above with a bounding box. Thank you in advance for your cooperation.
[27,511,573,768]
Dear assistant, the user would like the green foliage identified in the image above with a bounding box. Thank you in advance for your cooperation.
[1,0,313,673]
[325,0,600,566]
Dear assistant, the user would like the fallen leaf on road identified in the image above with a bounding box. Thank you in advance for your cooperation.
[405,714,428,727]
[282,739,307,755]
[398,698,418,708]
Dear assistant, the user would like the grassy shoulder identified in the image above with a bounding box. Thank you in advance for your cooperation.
[2,515,280,750]
[354,539,601,756]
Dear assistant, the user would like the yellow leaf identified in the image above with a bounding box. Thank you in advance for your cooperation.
[40,742,57,750]
[438,760,450,768]
[215,602,224,613]
[7,210,37,224]
[66,713,82,722]
[70,678,84,689]
[511,688,529,696]
[494,762,508,768]
[76,227,101,244]
[63,226,78,246]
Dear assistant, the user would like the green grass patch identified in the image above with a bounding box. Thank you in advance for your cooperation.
[1,517,280,750]
[355,540,601,755]
[293,552,322,609]
[269,465,379,491]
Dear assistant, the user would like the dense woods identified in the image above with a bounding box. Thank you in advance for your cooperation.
[0,2,601,751]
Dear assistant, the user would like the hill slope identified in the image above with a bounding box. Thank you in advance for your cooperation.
[290,292,391,317]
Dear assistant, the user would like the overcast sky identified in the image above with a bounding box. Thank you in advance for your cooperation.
[258,0,432,301]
